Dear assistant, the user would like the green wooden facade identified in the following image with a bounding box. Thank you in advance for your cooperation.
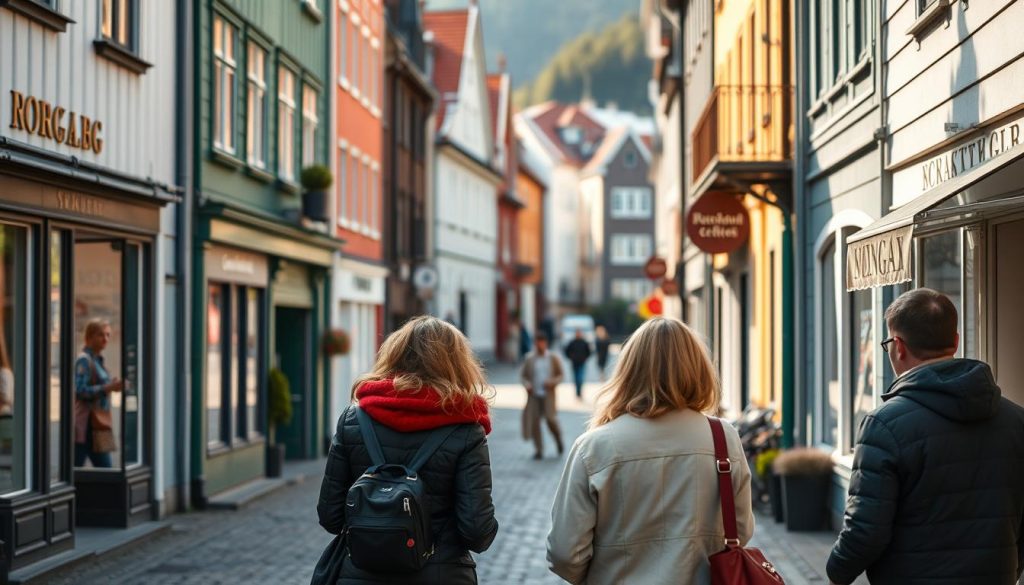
[190,0,338,503]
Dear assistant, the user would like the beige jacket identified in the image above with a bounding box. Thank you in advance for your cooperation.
[547,408,754,585]
[519,352,564,440]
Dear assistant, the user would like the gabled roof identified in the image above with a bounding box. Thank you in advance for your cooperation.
[423,9,470,132]
[519,101,606,168]
[581,126,653,177]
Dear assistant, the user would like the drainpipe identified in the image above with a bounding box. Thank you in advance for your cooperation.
[173,0,195,511]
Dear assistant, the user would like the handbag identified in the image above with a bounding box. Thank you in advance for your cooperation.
[85,355,117,454]
[707,416,785,584]
[310,533,346,585]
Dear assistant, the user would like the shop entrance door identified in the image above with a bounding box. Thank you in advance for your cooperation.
[275,307,311,459]
[993,218,1024,406]
[71,234,151,527]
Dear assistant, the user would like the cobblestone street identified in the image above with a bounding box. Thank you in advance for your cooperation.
[41,365,843,584]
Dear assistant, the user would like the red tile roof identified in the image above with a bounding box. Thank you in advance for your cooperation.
[424,9,469,132]
[524,101,606,167]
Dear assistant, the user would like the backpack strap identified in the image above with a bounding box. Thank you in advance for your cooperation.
[354,406,387,466]
[707,416,740,546]
[407,425,460,474]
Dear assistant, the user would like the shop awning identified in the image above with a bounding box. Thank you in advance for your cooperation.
[846,141,1024,291]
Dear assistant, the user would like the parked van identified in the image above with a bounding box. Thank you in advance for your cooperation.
[559,314,596,348]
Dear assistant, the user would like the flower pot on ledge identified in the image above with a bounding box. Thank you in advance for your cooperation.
[302,190,328,223]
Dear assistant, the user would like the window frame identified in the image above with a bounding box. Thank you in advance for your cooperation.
[302,84,319,168]
[277,63,298,182]
[212,14,239,155]
[246,40,269,169]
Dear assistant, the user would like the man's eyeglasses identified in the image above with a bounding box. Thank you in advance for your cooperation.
[880,337,896,352]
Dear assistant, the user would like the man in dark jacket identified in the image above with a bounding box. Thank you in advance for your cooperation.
[827,288,1024,585]
[563,330,592,399]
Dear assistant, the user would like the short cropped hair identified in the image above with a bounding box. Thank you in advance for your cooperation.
[535,331,549,343]
[884,288,957,359]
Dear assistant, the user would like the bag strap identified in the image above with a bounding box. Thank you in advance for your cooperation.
[354,406,387,466]
[707,416,740,546]
[407,424,459,474]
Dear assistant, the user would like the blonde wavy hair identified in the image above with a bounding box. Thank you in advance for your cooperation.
[351,316,492,410]
[590,316,720,428]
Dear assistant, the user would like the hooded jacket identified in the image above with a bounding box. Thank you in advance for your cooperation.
[827,359,1024,585]
[316,380,498,585]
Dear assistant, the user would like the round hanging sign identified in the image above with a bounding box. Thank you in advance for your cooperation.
[644,256,668,280]
[686,192,750,254]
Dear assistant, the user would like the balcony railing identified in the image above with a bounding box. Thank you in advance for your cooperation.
[691,84,794,183]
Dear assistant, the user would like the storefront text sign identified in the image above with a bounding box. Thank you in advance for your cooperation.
[55,190,106,217]
[206,246,268,287]
[846,225,914,291]
[686,192,750,254]
[893,116,1023,208]
[8,90,104,154]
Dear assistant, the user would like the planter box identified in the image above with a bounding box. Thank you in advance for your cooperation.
[266,444,286,478]
[768,472,784,523]
[781,474,829,531]
[302,190,328,222]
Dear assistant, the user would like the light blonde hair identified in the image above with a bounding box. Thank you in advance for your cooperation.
[352,316,492,410]
[83,319,110,345]
[590,316,719,428]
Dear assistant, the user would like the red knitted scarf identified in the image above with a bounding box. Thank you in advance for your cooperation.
[355,379,492,435]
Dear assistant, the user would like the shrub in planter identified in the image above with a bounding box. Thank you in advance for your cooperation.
[322,328,351,356]
[267,368,293,477]
[299,164,333,222]
[755,449,784,523]
[773,448,833,531]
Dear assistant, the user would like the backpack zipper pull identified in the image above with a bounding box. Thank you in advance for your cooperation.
[403,497,411,516]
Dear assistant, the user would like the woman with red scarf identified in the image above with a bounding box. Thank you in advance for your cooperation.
[316,316,498,585]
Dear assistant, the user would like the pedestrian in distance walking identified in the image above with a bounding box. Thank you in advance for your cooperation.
[563,330,592,400]
[826,288,1024,585]
[520,331,565,460]
[548,316,754,585]
[594,325,611,382]
[315,316,498,585]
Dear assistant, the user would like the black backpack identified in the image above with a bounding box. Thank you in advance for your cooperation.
[345,407,458,574]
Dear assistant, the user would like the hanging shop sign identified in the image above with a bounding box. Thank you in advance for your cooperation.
[643,256,668,280]
[660,278,679,296]
[686,192,750,254]
[8,91,104,154]
[845,224,913,291]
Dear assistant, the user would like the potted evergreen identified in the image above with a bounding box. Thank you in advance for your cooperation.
[267,367,293,477]
[300,164,333,222]
[773,448,833,531]
[755,449,784,523]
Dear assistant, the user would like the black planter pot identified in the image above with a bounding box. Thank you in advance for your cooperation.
[302,189,328,222]
[781,474,829,531]
[769,472,785,523]
[267,443,287,478]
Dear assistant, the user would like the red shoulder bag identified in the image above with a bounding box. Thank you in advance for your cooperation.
[707,417,785,584]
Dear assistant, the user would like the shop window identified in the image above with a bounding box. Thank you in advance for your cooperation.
[247,42,268,169]
[207,284,227,447]
[920,230,962,324]
[819,239,839,447]
[278,66,297,181]
[213,15,238,154]
[207,282,264,450]
[49,231,66,485]
[0,224,29,494]
[849,287,873,447]
[101,0,136,48]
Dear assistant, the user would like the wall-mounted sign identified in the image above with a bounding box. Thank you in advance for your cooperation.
[8,91,104,154]
[643,256,668,280]
[205,246,269,287]
[660,278,679,296]
[413,265,438,298]
[686,192,750,254]
[845,225,913,291]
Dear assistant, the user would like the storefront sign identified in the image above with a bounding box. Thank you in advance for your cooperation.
[846,225,914,291]
[8,90,104,154]
[686,192,750,254]
[0,176,159,231]
[893,116,1024,207]
[55,190,106,217]
[205,246,269,287]
[643,256,668,280]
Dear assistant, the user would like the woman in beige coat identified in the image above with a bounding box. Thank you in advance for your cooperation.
[547,317,754,585]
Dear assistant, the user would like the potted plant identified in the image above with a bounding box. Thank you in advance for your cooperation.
[322,328,351,356]
[267,367,293,477]
[773,448,833,531]
[300,164,333,222]
[755,448,784,523]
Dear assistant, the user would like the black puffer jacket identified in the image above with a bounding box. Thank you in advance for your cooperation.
[827,359,1024,585]
[317,407,498,584]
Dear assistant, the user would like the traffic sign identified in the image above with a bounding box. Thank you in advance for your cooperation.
[644,256,668,280]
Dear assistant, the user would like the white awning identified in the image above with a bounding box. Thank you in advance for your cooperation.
[846,141,1024,291]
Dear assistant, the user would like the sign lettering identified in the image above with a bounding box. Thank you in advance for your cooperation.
[845,225,914,291]
[55,190,106,217]
[686,192,751,255]
[9,90,104,154]
[919,119,1022,192]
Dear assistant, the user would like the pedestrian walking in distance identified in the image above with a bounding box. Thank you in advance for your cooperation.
[316,316,498,584]
[827,288,1024,585]
[548,316,754,585]
[594,325,611,381]
[563,330,592,399]
[520,331,565,459]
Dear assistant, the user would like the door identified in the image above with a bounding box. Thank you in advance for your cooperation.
[994,218,1024,406]
[275,307,310,459]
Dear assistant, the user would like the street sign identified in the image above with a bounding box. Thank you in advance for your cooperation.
[412,264,438,299]
[660,278,679,296]
[644,256,668,280]
[686,191,750,254]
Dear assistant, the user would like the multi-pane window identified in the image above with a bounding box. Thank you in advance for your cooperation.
[213,16,238,153]
[302,86,318,167]
[610,234,652,265]
[370,165,379,236]
[819,239,839,447]
[101,0,135,49]
[361,158,370,229]
[610,279,651,302]
[610,187,652,219]
[207,283,263,449]
[246,42,268,168]
[0,224,29,494]
[278,67,297,180]
[352,20,361,96]
[338,149,349,226]
[339,17,349,83]
[811,0,873,100]
[351,150,362,228]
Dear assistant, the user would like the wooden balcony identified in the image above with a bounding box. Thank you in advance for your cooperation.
[691,85,794,191]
